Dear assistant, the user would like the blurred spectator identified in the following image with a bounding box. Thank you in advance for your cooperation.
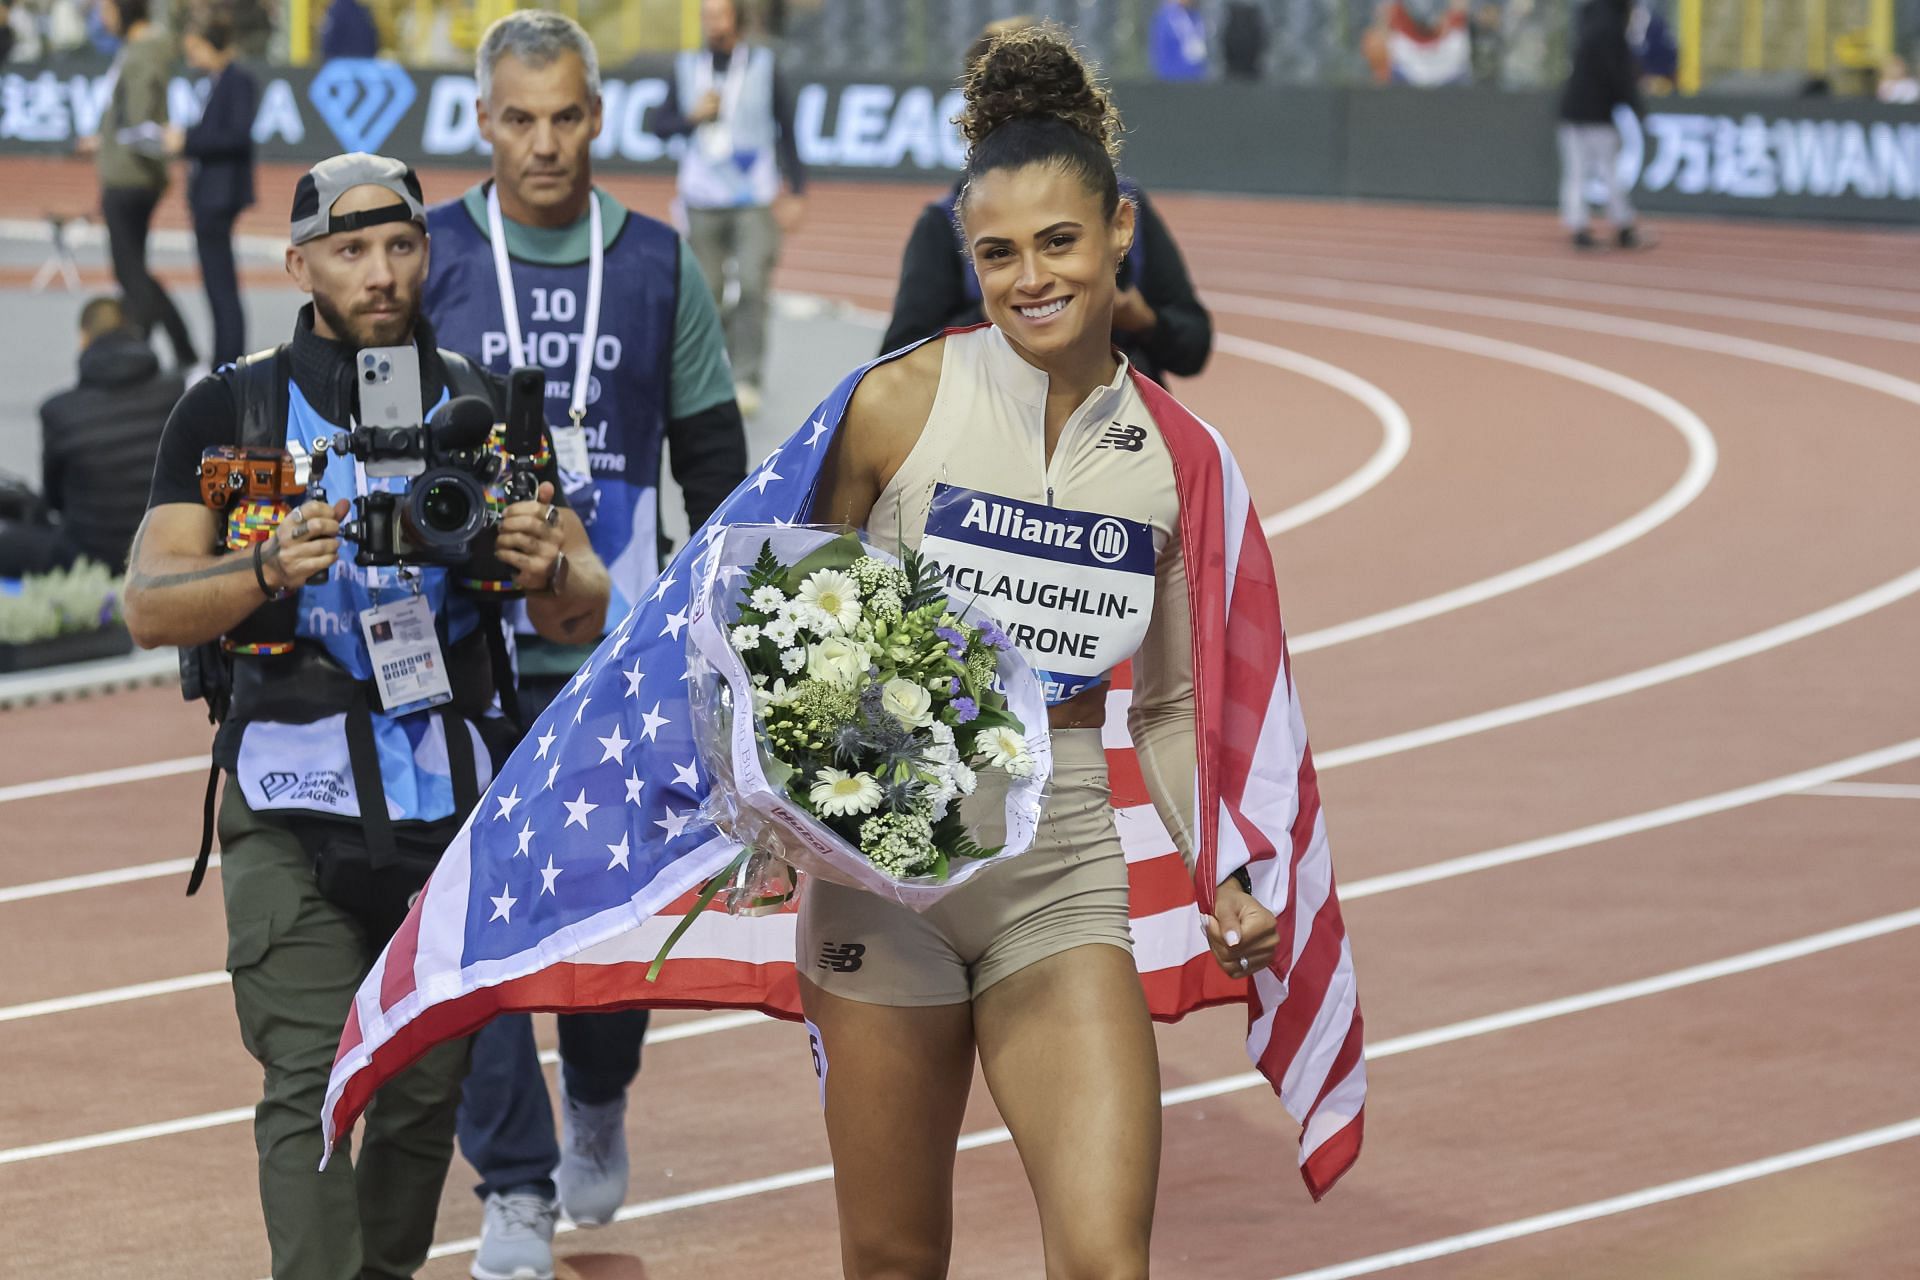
[1877,54,1920,103]
[1559,0,1644,250]
[218,0,272,59]
[0,296,182,577]
[645,0,808,419]
[1470,2,1504,82]
[1368,0,1473,85]
[882,21,1213,384]
[1222,2,1267,79]
[84,0,119,54]
[1628,0,1678,93]
[171,13,256,368]
[320,0,377,59]
[1150,0,1209,81]
[0,3,16,65]
[83,0,199,371]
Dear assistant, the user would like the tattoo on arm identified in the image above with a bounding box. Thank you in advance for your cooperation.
[127,554,252,593]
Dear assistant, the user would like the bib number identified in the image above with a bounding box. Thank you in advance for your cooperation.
[919,484,1155,705]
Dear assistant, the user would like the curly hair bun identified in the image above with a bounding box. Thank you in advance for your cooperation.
[958,23,1121,161]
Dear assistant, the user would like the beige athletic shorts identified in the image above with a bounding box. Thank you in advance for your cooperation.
[797,729,1134,1006]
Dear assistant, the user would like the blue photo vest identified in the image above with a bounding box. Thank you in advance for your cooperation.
[423,193,681,633]
[229,381,496,824]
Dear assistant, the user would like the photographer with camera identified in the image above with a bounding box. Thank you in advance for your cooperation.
[121,153,609,1280]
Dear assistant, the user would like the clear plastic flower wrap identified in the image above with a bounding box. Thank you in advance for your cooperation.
[684,523,1053,911]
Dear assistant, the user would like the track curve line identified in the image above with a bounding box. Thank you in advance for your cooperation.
[1231,302,1719,654]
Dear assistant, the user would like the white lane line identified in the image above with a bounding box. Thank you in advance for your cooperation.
[0,1009,777,1168]
[1213,256,1920,345]
[1316,567,1920,766]
[414,904,1920,1267]
[0,755,207,806]
[0,1107,256,1167]
[1218,280,1920,410]
[1272,1117,1920,1280]
[21,745,1918,1166]
[0,971,229,1024]
[1341,737,1920,898]
[1801,782,1920,801]
[1223,300,1716,653]
[1212,334,1413,538]
[0,855,213,905]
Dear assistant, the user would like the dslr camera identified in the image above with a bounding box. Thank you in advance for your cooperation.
[324,348,548,570]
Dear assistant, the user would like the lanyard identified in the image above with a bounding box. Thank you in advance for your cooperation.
[486,182,604,431]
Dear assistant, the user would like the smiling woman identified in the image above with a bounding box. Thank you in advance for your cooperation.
[792,20,1358,1279]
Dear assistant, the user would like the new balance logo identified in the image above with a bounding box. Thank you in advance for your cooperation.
[817,942,867,973]
[1096,422,1147,452]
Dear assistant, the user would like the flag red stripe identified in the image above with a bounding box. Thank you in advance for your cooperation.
[379,887,427,1013]
[1301,1105,1365,1203]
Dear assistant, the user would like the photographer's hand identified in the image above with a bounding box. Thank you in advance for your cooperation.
[265,499,348,591]
[502,481,612,644]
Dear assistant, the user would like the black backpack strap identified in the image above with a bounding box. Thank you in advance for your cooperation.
[186,346,289,897]
[230,344,292,448]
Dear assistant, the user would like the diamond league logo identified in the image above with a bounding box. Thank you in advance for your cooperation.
[307,59,417,152]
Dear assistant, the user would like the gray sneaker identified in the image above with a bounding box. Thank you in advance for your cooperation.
[556,1085,630,1226]
[471,1190,557,1280]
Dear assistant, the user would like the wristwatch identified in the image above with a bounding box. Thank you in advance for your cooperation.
[1225,866,1253,894]
[540,550,570,597]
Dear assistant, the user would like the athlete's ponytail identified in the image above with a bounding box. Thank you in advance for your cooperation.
[956,24,1124,221]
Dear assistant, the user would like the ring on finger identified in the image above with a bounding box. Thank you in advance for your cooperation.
[542,503,560,527]
[1238,958,1251,972]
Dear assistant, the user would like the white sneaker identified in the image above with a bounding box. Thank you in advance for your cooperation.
[555,1085,630,1226]
[471,1190,556,1280]
[734,382,762,419]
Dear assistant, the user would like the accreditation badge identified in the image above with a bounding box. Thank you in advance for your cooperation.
[919,483,1155,705]
[359,593,454,715]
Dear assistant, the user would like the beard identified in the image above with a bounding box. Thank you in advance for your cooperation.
[312,289,417,350]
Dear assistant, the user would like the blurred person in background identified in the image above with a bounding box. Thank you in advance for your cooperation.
[82,0,199,371]
[1222,1,1267,79]
[1628,0,1678,93]
[320,0,377,59]
[1149,0,1209,80]
[1877,53,1919,103]
[219,0,272,59]
[645,0,807,419]
[1558,0,1645,250]
[0,296,179,576]
[882,20,1212,386]
[169,13,256,369]
[0,3,15,64]
[422,12,747,1278]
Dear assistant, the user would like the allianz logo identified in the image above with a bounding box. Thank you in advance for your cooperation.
[959,498,1090,553]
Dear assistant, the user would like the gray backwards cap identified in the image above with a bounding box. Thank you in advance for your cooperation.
[289,152,428,246]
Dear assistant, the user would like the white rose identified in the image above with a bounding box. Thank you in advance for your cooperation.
[806,637,867,688]
[881,677,935,728]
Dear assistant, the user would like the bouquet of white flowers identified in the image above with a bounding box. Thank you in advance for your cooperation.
[684,524,1052,909]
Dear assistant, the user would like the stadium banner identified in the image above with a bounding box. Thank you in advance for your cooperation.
[0,59,1913,224]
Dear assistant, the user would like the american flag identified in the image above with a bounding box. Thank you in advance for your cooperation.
[322,343,1365,1200]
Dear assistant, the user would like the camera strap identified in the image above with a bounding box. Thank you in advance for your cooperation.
[486,183,604,472]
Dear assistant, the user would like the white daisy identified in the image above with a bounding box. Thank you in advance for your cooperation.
[979,727,1032,775]
[730,624,762,651]
[797,569,862,633]
[764,616,799,647]
[810,768,883,817]
[750,586,787,612]
[780,646,806,674]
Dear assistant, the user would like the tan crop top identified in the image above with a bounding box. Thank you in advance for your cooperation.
[868,326,1199,867]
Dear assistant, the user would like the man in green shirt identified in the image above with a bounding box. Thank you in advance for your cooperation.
[421,12,747,1279]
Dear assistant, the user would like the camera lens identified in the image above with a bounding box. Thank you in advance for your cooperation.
[364,369,376,382]
[419,478,472,534]
[378,360,391,377]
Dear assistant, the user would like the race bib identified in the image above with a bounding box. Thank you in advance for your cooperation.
[920,484,1155,705]
[360,594,453,715]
